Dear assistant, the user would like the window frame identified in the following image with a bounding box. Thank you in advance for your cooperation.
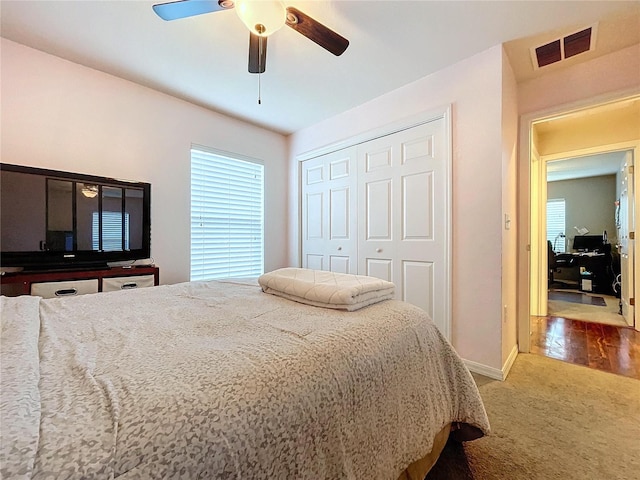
[190,146,265,281]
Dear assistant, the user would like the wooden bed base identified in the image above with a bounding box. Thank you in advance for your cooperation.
[397,423,452,480]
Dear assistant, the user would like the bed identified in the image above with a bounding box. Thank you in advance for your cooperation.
[1,270,489,479]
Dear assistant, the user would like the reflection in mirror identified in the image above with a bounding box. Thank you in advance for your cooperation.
[125,188,144,250]
[46,179,73,252]
[100,187,125,252]
[0,170,46,252]
[77,183,100,251]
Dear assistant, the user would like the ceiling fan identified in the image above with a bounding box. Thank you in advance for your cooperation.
[152,0,349,74]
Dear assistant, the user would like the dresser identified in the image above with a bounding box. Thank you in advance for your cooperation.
[0,266,159,298]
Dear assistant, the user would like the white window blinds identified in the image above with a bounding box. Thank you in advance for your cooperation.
[547,198,566,253]
[191,148,264,281]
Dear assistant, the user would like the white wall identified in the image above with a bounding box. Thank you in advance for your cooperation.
[1,39,289,285]
[289,46,506,371]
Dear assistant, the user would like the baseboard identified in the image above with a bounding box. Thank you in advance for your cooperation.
[502,344,519,379]
[463,359,503,380]
[464,345,519,381]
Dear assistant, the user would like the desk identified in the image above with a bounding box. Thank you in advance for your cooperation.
[553,252,619,295]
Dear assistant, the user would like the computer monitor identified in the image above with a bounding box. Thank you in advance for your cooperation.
[572,235,604,252]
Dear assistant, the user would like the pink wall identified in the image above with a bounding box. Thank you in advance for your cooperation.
[1,39,289,285]
[501,48,519,367]
[289,46,506,370]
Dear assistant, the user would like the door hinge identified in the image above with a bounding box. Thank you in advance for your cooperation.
[630,297,635,306]
[630,231,635,240]
[629,165,634,174]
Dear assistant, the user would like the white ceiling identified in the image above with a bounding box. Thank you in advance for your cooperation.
[1,1,639,135]
[547,151,627,183]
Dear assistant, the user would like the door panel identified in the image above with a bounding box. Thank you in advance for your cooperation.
[329,255,350,274]
[306,254,323,270]
[403,171,433,240]
[366,258,393,282]
[366,180,392,240]
[330,158,350,179]
[306,192,323,239]
[403,135,434,164]
[402,260,434,317]
[366,148,392,171]
[329,187,350,239]
[301,147,357,273]
[306,164,323,184]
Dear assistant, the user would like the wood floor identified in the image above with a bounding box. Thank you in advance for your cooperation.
[530,315,640,380]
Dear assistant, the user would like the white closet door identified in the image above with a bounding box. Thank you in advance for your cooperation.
[301,147,357,273]
[358,118,449,334]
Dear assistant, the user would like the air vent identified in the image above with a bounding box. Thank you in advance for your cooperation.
[564,28,592,58]
[531,25,596,69]
[535,40,562,68]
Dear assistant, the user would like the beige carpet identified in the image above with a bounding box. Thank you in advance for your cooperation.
[425,354,640,479]
[547,291,628,327]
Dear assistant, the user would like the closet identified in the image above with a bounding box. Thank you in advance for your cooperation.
[300,112,451,337]
[302,147,357,274]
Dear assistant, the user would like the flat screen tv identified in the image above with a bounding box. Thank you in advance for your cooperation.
[1,163,151,270]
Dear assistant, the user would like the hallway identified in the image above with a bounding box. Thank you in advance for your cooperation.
[530,315,640,379]
[547,289,627,327]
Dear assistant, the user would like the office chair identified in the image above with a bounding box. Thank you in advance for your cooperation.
[548,240,557,288]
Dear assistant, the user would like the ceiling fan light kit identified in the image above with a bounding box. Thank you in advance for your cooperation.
[235,0,286,37]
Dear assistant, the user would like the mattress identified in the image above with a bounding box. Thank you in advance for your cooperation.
[0,278,489,479]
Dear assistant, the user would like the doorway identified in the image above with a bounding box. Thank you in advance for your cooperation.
[517,94,640,353]
[545,150,631,328]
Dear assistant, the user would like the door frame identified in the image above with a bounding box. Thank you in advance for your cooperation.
[517,91,640,352]
[532,143,639,317]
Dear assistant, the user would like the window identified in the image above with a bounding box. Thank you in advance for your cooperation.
[191,148,264,281]
[92,211,130,251]
[547,198,566,252]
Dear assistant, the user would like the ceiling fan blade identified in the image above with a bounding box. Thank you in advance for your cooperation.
[248,33,267,74]
[285,6,349,56]
[152,0,233,21]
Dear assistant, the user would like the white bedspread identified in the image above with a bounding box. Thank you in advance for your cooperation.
[0,279,489,480]
[259,268,395,310]
[0,296,41,479]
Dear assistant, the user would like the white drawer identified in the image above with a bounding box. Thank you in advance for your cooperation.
[102,274,155,292]
[31,279,99,299]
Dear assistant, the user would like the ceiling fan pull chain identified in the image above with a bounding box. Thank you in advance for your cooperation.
[258,34,263,105]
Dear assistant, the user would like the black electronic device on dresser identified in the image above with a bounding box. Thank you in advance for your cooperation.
[0,163,151,271]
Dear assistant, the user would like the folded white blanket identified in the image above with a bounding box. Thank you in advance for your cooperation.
[258,268,395,311]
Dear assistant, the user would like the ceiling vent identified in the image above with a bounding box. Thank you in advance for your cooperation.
[531,25,597,69]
